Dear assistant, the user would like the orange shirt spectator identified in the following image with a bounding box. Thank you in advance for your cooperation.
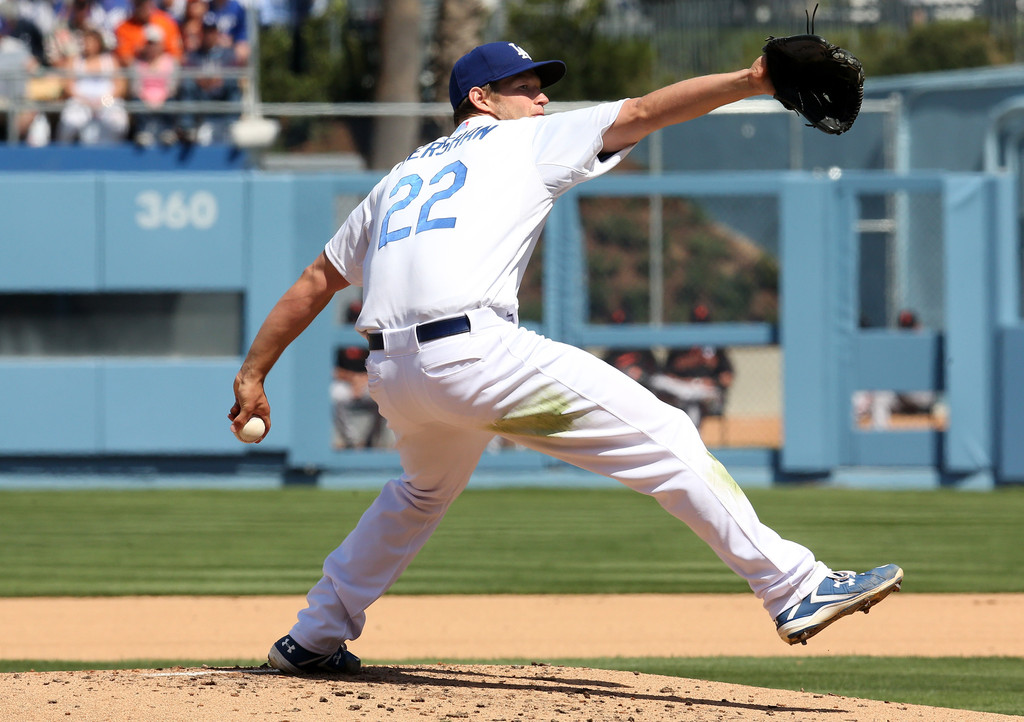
[114,0,182,65]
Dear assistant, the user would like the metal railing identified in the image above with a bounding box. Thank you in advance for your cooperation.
[2,65,902,171]
[1,66,253,145]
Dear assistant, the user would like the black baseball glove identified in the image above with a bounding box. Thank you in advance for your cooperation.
[762,33,865,135]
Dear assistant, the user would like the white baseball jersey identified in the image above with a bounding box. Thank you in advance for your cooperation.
[325,101,629,332]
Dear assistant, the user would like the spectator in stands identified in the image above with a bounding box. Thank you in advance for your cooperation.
[3,0,66,108]
[177,0,208,53]
[205,0,246,64]
[45,0,98,66]
[177,10,236,144]
[252,0,325,27]
[1,0,47,65]
[47,0,126,65]
[0,5,50,145]
[56,26,128,143]
[95,0,132,34]
[114,0,181,66]
[128,21,178,145]
[17,0,57,45]
[90,0,131,40]
[154,0,185,21]
[649,303,735,430]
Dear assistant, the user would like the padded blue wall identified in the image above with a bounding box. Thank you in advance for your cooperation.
[0,170,1020,487]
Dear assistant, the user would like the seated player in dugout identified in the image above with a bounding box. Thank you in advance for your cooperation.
[230,41,903,674]
[651,303,735,429]
[602,308,659,385]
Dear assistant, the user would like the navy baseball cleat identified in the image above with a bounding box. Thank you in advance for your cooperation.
[267,635,361,675]
[775,563,904,645]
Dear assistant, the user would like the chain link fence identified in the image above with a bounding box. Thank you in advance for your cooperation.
[853,186,946,432]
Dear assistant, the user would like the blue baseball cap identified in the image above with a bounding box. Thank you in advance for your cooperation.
[449,41,566,110]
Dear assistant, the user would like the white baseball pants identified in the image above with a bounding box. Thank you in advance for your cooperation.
[289,308,829,654]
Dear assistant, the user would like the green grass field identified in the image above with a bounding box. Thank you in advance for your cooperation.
[2,485,1023,714]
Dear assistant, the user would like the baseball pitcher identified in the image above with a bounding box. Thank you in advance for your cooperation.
[230,41,901,674]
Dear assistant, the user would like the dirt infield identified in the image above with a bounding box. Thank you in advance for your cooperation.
[3,594,1023,721]
[6,664,1020,722]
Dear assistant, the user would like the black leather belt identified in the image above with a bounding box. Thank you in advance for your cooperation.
[367,315,471,351]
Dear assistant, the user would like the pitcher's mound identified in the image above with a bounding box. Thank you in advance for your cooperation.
[4,664,1015,721]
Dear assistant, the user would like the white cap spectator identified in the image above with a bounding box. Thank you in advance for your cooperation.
[143,22,163,43]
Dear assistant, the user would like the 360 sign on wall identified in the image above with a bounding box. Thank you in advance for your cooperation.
[135,190,220,230]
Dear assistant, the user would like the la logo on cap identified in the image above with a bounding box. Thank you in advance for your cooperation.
[509,43,531,60]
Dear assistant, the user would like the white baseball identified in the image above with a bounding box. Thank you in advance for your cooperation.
[235,416,266,443]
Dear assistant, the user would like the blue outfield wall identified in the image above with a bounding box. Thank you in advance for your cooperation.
[0,169,1022,489]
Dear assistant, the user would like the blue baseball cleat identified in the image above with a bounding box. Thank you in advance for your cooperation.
[775,563,904,645]
[267,635,361,675]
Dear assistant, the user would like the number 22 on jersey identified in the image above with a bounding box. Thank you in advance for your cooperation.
[378,161,467,249]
